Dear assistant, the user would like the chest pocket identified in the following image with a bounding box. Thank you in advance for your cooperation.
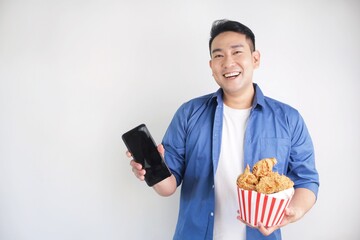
[260,138,290,174]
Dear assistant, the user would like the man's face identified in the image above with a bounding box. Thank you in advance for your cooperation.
[209,31,260,96]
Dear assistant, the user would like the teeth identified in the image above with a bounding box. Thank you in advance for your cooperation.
[224,72,240,78]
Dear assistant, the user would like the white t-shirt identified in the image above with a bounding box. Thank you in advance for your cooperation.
[213,104,251,240]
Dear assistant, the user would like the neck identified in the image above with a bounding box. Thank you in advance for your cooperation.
[223,85,255,109]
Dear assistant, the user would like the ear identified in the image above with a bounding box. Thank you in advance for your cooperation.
[209,60,215,76]
[252,50,261,69]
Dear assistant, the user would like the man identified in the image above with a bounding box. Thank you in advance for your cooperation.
[129,19,319,240]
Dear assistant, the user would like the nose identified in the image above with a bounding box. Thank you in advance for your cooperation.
[222,55,235,68]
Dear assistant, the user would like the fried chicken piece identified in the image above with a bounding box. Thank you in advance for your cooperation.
[237,165,258,191]
[237,158,294,194]
[252,158,277,179]
[276,174,294,192]
[255,174,277,194]
[255,172,294,194]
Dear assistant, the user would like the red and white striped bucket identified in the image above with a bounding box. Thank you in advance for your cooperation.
[237,187,294,227]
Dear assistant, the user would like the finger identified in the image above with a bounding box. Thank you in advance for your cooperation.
[236,216,257,229]
[285,207,295,217]
[257,222,279,236]
[130,160,143,170]
[126,151,132,158]
[237,216,251,227]
[132,168,146,180]
[157,144,165,157]
[277,208,296,226]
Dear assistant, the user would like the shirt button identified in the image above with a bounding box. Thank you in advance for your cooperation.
[210,212,214,216]
[212,185,215,189]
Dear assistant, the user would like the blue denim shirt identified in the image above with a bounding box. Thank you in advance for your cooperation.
[162,84,319,240]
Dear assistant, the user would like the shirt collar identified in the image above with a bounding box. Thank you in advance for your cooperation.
[211,83,265,109]
[252,83,265,109]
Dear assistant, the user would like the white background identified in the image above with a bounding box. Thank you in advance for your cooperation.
[1,0,359,239]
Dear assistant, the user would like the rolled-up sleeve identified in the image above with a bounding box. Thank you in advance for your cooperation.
[287,110,320,198]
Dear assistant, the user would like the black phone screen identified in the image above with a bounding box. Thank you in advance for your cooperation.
[122,124,171,186]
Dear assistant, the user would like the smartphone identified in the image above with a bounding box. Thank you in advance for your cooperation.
[122,124,171,186]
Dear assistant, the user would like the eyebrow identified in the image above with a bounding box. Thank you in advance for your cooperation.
[211,44,245,55]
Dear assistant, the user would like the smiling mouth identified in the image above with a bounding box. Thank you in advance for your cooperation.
[223,72,241,78]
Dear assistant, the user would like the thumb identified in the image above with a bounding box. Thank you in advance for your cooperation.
[285,207,296,217]
[157,144,165,157]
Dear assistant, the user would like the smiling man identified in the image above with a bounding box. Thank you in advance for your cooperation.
[129,19,319,240]
[209,30,259,109]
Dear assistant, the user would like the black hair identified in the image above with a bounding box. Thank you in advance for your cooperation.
[209,19,256,55]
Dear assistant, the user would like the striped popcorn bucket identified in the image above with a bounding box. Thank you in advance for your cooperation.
[237,187,294,227]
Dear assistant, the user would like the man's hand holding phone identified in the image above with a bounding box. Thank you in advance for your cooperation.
[126,141,177,197]
[127,144,165,182]
[122,124,172,187]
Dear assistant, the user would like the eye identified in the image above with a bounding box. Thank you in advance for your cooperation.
[234,50,242,55]
[213,54,223,59]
